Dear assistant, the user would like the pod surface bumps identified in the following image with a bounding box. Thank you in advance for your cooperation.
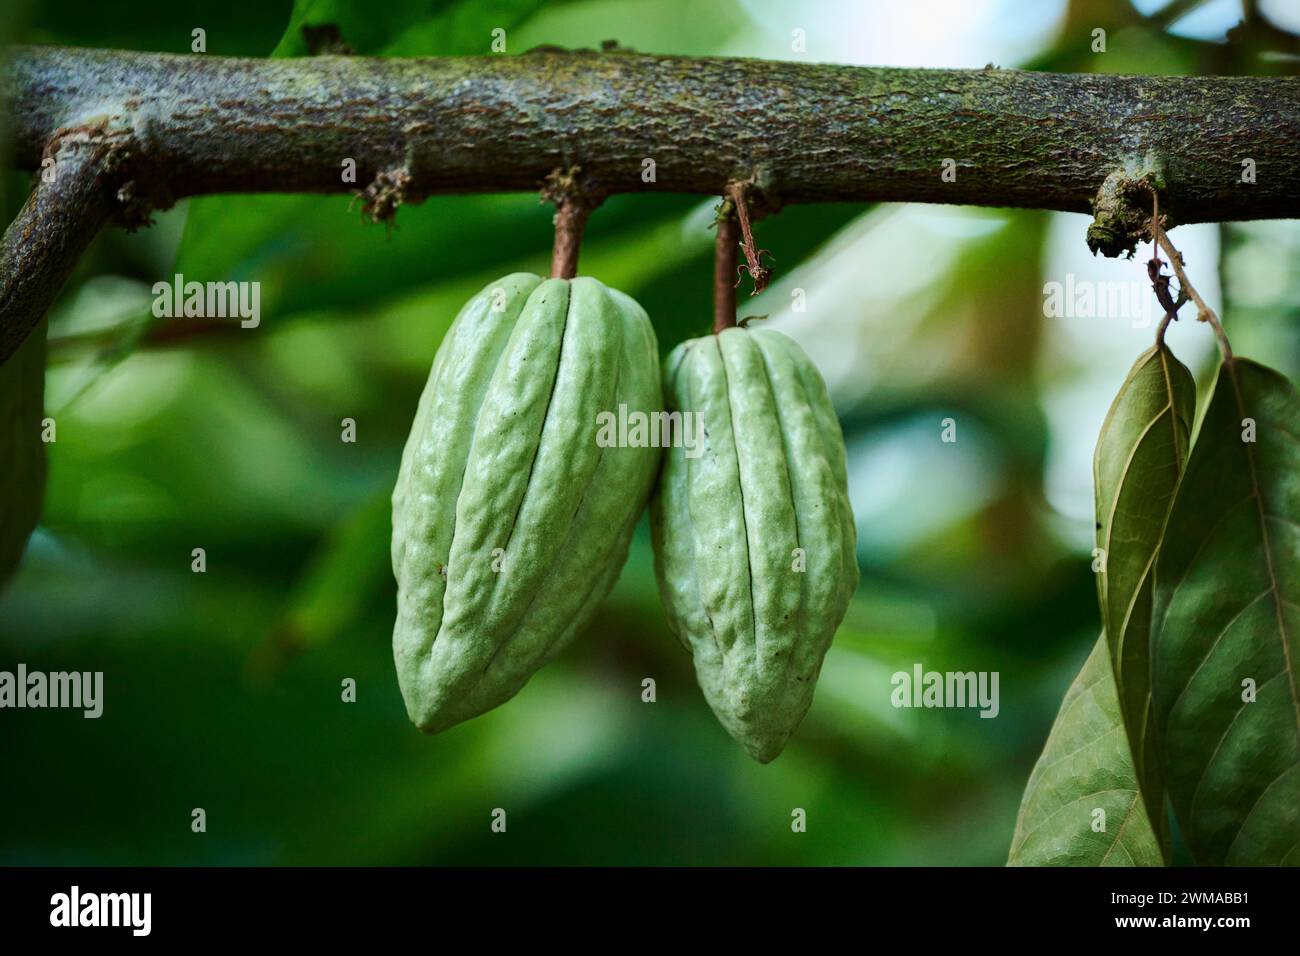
[651,326,858,762]
[392,273,663,734]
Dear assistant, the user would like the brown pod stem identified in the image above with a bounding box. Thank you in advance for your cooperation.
[550,200,590,280]
[714,209,739,333]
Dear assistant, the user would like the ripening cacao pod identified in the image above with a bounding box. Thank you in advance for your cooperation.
[0,323,47,592]
[392,273,662,734]
[651,326,857,762]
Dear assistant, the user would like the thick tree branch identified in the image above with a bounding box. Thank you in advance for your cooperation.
[6,45,1298,219]
[3,44,1300,361]
[0,125,120,363]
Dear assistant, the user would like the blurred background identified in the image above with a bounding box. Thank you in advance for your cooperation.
[2,0,1298,865]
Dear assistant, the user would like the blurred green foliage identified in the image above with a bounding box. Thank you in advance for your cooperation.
[2,0,1298,865]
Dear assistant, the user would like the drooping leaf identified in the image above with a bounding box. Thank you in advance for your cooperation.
[0,321,46,590]
[1152,358,1300,865]
[1008,634,1163,866]
[1093,343,1195,854]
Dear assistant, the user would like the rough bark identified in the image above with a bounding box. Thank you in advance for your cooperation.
[3,44,1300,361]
[5,45,1298,218]
[0,128,118,363]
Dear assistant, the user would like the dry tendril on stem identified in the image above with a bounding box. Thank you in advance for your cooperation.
[1146,190,1232,360]
[1147,191,1186,348]
[725,181,773,296]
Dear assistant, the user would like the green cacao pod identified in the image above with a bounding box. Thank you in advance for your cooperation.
[392,273,662,734]
[0,322,47,591]
[651,326,858,762]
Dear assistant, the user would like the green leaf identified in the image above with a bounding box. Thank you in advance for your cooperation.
[1008,635,1164,866]
[0,321,47,590]
[1152,357,1300,865]
[1093,343,1195,854]
[272,0,551,57]
[268,486,393,654]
